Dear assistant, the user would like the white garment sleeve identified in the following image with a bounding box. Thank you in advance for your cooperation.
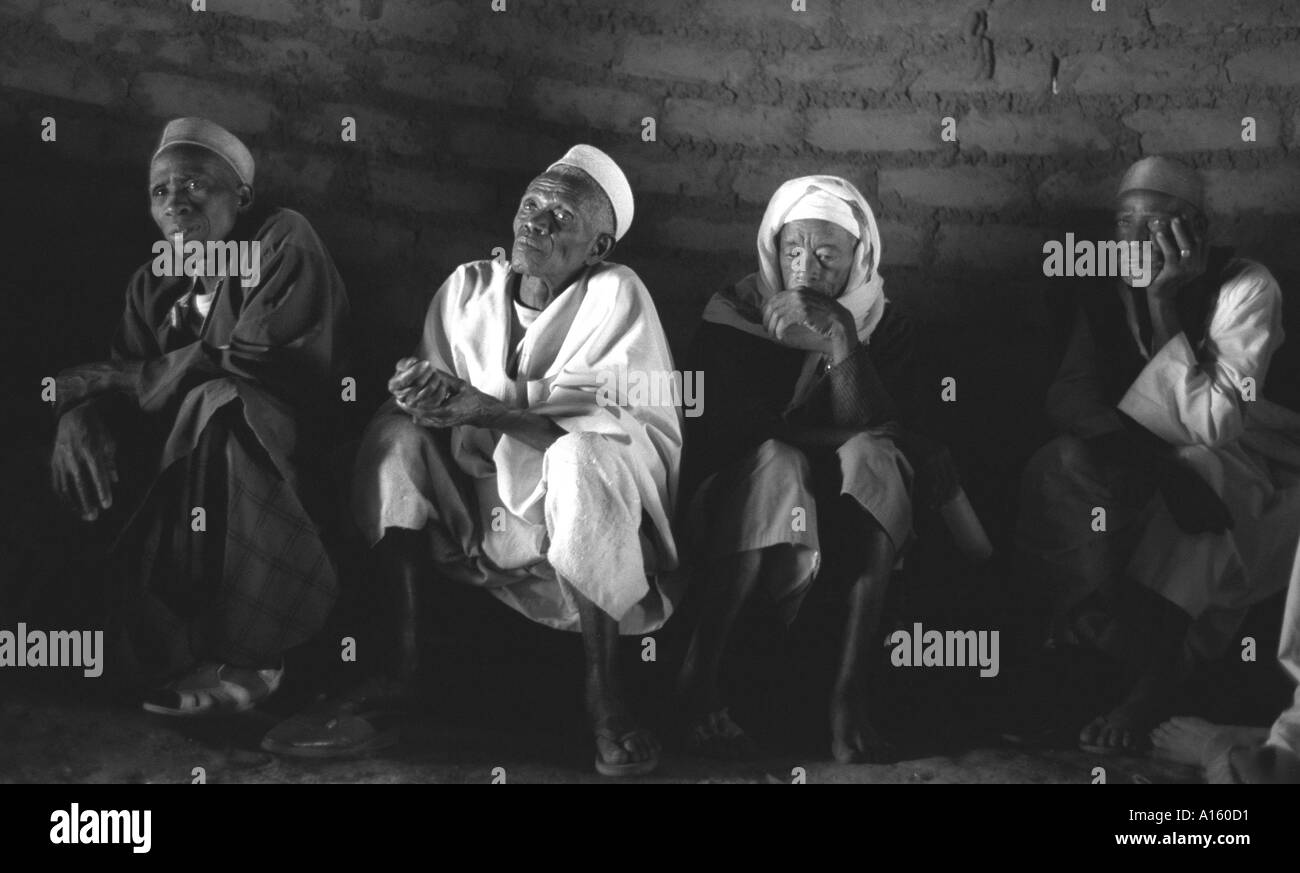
[1118,262,1285,447]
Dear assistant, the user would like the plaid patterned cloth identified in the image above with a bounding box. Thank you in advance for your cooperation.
[115,403,338,676]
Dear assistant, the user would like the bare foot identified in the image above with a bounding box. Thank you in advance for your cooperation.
[830,683,896,764]
[1150,716,1269,766]
[685,707,760,760]
[1080,693,1165,754]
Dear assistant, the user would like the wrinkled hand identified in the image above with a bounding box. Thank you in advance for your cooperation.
[762,289,853,352]
[50,403,118,521]
[1159,459,1232,535]
[389,358,460,418]
[1146,216,1208,300]
[390,358,508,429]
[54,362,121,415]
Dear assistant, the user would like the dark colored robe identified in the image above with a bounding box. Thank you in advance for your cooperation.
[93,206,350,676]
[682,302,943,504]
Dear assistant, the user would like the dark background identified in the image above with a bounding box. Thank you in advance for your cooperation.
[2,0,1300,766]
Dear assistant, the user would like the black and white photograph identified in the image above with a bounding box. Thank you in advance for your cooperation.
[1,0,1298,843]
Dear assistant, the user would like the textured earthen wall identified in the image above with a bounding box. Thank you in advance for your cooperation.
[4,0,1299,488]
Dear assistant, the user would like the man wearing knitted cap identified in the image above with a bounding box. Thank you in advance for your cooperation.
[48,117,351,714]
[1016,156,1300,754]
[264,145,681,776]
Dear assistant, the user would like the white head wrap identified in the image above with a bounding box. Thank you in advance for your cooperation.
[782,189,863,240]
[705,175,887,345]
[546,144,635,241]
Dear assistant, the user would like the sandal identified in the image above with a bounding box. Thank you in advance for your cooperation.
[594,726,660,778]
[142,662,283,717]
[261,693,402,759]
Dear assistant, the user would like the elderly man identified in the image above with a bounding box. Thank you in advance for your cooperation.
[676,176,960,763]
[48,117,350,714]
[264,145,681,776]
[1017,156,1300,753]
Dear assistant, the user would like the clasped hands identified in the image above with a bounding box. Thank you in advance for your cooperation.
[389,358,508,429]
[761,288,857,361]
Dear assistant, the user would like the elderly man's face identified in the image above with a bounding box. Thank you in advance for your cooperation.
[778,218,859,298]
[149,146,249,244]
[1114,189,1204,286]
[511,171,611,288]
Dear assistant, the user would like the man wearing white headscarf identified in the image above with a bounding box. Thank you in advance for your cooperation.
[264,145,681,777]
[1016,156,1300,754]
[676,176,960,763]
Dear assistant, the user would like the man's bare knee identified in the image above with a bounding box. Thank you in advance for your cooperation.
[754,437,810,479]
[1024,435,1094,485]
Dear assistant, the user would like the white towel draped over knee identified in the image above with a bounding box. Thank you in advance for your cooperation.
[354,258,683,634]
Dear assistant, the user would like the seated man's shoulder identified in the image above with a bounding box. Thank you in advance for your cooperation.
[1219,257,1282,305]
[588,260,640,284]
[881,300,917,330]
[586,261,653,307]
[251,207,324,250]
[442,258,500,300]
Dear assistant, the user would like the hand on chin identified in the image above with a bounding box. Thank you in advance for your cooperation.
[774,322,832,351]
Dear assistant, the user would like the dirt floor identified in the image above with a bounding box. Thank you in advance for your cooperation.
[1,503,1279,787]
[0,685,1204,785]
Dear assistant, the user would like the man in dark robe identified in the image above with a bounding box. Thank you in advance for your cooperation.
[676,176,961,763]
[48,117,350,715]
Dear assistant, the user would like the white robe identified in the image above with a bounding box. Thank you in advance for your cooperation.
[1267,543,1300,757]
[1205,541,1300,782]
[1115,259,1300,622]
[358,258,683,632]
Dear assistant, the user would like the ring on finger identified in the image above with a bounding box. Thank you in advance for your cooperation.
[1179,248,1191,258]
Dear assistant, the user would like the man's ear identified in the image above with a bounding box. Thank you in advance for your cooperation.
[237,184,255,212]
[585,231,615,265]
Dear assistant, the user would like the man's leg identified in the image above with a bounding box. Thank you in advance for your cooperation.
[676,439,817,754]
[343,525,424,702]
[573,581,659,774]
[676,546,802,756]
[1078,587,1192,751]
[258,526,422,756]
[677,550,763,718]
[1015,435,1153,645]
[828,513,896,764]
[262,409,473,755]
[537,432,668,774]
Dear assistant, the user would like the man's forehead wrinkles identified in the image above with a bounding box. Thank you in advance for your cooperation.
[150,166,213,183]
[150,154,223,179]
[781,229,852,248]
[525,175,594,206]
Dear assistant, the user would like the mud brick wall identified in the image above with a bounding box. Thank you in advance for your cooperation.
[4,0,1300,519]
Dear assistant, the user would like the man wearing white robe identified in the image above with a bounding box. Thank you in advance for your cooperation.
[263,145,682,775]
[1017,156,1300,753]
[1151,538,1300,783]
